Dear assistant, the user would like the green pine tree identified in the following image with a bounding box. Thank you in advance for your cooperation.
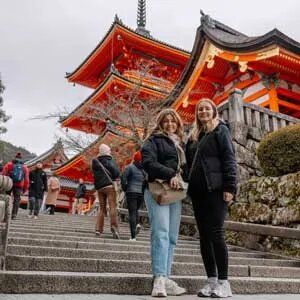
[0,74,10,134]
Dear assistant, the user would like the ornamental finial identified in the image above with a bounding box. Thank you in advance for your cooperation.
[200,9,216,28]
[136,0,151,37]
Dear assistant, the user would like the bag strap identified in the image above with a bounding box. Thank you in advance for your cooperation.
[95,159,113,184]
[188,133,208,180]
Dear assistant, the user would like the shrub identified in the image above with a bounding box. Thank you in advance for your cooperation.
[257,123,300,176]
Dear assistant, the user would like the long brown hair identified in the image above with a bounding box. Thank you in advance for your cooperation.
[190,98,219,141]
[150,108,185,142]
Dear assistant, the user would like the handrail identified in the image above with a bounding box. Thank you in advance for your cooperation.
[118,208,300,240]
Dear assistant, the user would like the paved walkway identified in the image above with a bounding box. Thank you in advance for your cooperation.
[1,295,299,300]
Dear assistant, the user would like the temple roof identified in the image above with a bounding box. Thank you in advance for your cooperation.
[199,11,300,53]
[168,12,300,110]
[66,17,190,87]
[25,139,68,169]
[61,71,167,134]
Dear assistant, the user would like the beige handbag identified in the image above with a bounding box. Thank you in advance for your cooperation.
[148,173,187,205]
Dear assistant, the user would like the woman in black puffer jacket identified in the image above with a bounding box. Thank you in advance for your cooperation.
[186,98,237,298]
[142,109,187,297]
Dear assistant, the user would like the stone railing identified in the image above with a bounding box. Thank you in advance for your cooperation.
[118,208,300,240]
[0,175,13,270]
[218,89,300,132]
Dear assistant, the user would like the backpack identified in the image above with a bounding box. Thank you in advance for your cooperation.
[11,161,24,183]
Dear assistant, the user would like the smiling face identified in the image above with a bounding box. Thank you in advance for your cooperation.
[36,162,43,169]
[197,101,214,124]
[161,114,178,134]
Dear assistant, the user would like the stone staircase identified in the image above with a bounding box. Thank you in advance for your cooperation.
[0,211,300,294]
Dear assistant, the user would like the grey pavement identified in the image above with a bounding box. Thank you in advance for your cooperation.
[0,295,300,300]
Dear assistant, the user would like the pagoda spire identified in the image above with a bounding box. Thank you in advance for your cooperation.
[136,0,151,37]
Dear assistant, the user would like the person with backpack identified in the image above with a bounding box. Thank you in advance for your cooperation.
[92,143,120,239]
[28,161,48,219]
[185,98,237,298]
[2,152,29,220]
[121,151,146,241]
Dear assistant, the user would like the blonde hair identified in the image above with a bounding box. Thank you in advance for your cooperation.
[190,98,219,141]
[150,108,184,142]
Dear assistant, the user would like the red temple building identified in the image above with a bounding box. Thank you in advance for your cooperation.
[56,1,190,184]
[23,140,95,212]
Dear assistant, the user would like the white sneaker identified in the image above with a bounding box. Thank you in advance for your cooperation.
[34,216,38,220]
[165,278,186,296]
[197,277,217,297]
[129,238,136,241]
[151,276,167,297]
[136,224,142,236]
[211,280,232,298]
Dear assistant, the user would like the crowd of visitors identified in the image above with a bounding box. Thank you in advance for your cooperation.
[0,97,237,298]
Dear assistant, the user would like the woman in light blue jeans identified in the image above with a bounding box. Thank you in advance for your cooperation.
[142,109,186,297]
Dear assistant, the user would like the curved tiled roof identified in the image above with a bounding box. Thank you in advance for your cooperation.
[66,17,190,80]
[25,140,68,167]
[167,13,300,105]
[61,71,168,124]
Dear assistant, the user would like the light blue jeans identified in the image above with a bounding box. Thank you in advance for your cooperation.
[144,188,182,277]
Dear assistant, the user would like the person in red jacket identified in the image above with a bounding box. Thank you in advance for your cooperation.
[2,152,29,220]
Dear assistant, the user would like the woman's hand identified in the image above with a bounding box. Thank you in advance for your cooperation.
[170,176,180,190]
[223,192,234,203]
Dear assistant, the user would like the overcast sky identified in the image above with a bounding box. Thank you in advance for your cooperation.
[0,0,299,156]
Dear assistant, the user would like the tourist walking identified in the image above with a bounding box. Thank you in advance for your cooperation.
[122,150,146,241]
[141,108,187,297]
[73,178,87,215]
[186,98,237,298]
[28,161,48,219]
[2,152,29,220]
[45,173,61,215]
[92,143,120,239]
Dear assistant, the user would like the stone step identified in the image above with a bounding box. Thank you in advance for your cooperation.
[9,224,153,240]
[1,271,300,294]
[10,226,199,245]
[8,237,258,257]
[8,232,200,249]
[7,244,280,262]
[7,231,259,254]
[6,255,300,275]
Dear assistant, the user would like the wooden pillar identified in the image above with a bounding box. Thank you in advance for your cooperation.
[269,83,279,112]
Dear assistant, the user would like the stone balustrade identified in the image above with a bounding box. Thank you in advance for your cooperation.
[218,88,300,132]
[0,175,13,270]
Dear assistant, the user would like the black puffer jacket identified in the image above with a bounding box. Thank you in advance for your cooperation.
[75,183,87,199]
[29,168,48,199]
[186,121,237,194]
[142,133,180,182]
[92,155,120,190]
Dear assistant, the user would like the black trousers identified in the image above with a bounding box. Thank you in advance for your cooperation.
[11,187,22,219]
[28,196,43,216]
[46,204,55,215]
[126,192,143,239]
[191,188,229,280]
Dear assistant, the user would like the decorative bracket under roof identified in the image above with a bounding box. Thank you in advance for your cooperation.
[136,0,151,37]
